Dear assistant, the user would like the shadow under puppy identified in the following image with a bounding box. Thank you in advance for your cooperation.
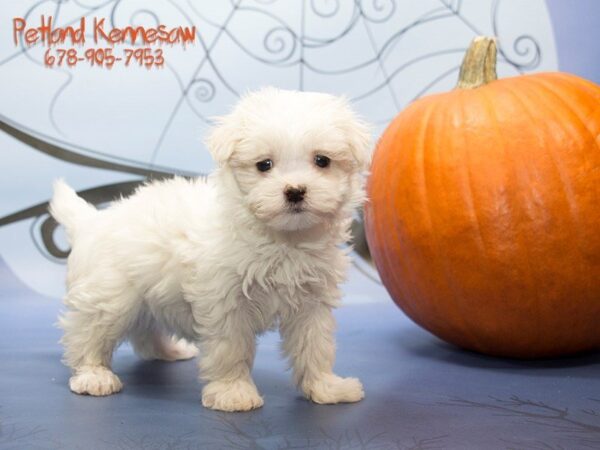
[50,87,372,412]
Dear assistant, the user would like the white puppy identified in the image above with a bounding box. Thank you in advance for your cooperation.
[50,87,371,412]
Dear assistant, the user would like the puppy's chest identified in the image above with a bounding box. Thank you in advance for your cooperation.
[240,246,344,307]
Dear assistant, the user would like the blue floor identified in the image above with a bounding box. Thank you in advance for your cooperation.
[1,258,599,450]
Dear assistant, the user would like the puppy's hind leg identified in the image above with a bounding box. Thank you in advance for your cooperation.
[129,310,198,362]
[60,290,137,397]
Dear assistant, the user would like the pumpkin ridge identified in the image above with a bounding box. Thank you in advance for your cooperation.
[432,91,490,349]
[553,74,600,146]
[475,84,541,313]
[386,98,445,331]
[473,83,525,266]
[460,89,490,255]
[520,77,599,262]
[432,95,496,351]
[492,80,590,335]
[418,100,438,234]
[422,95,457,335]
[505,83,573,214]
[538,71,600,97]
[531,76,600,157]
[396,99,440,325]
[497,79,579,221]
[517,79,586,221]
[455,91,509,350]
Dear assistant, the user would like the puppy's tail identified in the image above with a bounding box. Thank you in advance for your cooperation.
[49,179,97,241]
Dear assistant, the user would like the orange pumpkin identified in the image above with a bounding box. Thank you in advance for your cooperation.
[364,36,600,358]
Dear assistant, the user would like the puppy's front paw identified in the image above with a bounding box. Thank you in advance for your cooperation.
[69,366,123,396]
[303,373,364,404]
[202,379,264,412]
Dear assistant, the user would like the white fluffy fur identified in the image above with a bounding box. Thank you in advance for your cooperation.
[50,87,371,412]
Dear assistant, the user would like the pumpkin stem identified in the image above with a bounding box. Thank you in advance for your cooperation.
[456,36,498,89]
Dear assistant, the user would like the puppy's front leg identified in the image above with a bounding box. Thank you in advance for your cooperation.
[280,301,364,404]
[198,306,263,412]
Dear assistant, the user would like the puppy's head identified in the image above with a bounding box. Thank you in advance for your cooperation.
[206,87,371,232]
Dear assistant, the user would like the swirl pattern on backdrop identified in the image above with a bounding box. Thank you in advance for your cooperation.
[0,0,558,297]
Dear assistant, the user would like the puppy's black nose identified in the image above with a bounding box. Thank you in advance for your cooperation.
[284,186,306,203]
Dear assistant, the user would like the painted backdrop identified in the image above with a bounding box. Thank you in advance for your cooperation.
[0,0,558,300]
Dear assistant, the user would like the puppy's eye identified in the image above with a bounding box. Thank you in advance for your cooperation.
[256,159,273,172]
[314,154,331,168]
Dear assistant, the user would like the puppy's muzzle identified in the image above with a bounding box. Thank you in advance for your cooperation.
[284,185,307,204]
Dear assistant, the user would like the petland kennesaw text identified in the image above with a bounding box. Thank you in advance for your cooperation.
[13,16,197,46]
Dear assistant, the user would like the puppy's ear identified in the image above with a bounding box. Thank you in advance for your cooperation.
[204,115,239,166]
[344,115,373,172]
[333,96,373,172]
